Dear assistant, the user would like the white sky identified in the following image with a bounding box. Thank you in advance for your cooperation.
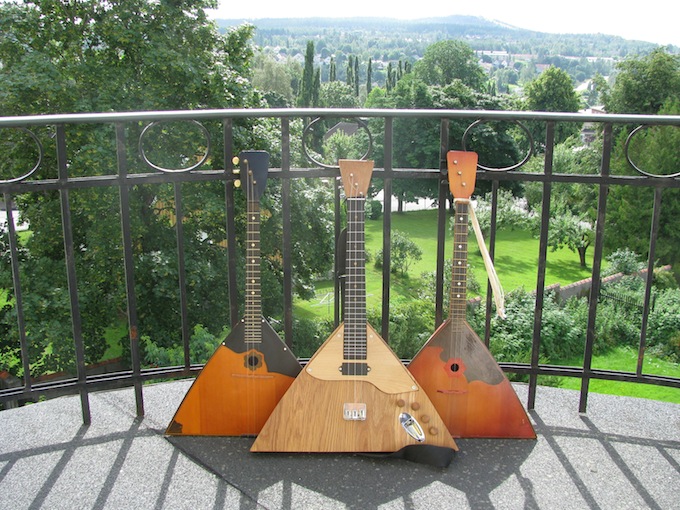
[208,0,680,47]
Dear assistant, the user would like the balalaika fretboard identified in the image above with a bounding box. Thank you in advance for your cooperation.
[245,198,262,344]
[450,200,469,323]
[343,197,367,360]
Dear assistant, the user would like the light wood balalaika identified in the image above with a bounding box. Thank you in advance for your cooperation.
[251,160,458,462]
[408,151,535,439]
[166,150,301,436]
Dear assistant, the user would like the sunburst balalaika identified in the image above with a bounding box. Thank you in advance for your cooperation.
[166,150,301,436]
[251,160,458,463]
[408,151,535,439]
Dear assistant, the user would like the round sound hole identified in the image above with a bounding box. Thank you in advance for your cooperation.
[450,362,461,373]
[243,351,263,371]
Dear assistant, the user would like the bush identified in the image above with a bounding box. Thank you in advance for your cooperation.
[144,324,222,367]
[604,248,645,276]
[374,230,422,275]
[647,288,680,360]
[289,317,334,358]
[365,199,382,220]
[470,288,586,364]
[367,299,435,359]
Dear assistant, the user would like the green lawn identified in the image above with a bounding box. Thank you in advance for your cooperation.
[293,209,680,404]
[555,346,680,404]
[295,208,594,319]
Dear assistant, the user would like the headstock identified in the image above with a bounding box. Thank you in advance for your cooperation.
[339,159,374,199]
[447,151,478,200]
[233,150,269,203]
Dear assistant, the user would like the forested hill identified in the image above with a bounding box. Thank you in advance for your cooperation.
[216,15,673,59]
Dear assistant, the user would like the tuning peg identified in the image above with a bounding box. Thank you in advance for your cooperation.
[231,156,240,175]
[234,179,241,188]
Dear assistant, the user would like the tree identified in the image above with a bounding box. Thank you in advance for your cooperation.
[319,82,359,108]
[0,1,334,375]
[251,51,297,106]
[548,211,594,268]
[329,56,336,82]
[366,58,373,95]
[298,40,316,107]
[606,103,680,264]
[523,66,582,147]
[413,40,486,90]
[604,50,680,265]
[606,49,680,115]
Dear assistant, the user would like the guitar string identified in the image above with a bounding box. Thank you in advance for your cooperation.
[345,169,369,430]
[347,172,360,416]
[453,199,467,378]
[246,161,254,434]
[246,161,261,434]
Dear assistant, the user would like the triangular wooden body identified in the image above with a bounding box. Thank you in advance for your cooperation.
[166,150,300,436]
[166,318,301,436]
[251,323,458,452]
[408,150,535,439]
[252,159,457,455]
[408,320,536,438]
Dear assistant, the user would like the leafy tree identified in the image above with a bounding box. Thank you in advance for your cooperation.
[0,0,334,376]
[523,66,582,147]
[547,210,594,268]
[413,40,486,90]
[319,82,359,108]
[606,96,680,265]
[251,51,297,105]
[606,48,680,115]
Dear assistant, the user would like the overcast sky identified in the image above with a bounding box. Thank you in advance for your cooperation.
[208,0,679,47]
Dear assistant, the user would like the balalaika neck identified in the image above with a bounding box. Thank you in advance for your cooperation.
[344,197,367,360]
[245,199,262,344]
[450,200,469,322]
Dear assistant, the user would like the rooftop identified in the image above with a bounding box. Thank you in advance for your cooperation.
[1,380,678,509]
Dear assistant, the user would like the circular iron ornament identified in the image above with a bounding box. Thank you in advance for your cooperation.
[461,119,533,172]
[0,127,43,184]
[302,117,373,169]
[624,124,680,179]
[138,120,211,173]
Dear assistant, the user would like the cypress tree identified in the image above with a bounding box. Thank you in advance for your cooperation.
[313,68,320,106]
[354,57,359,96]
[367,58,372,94]
[298,40,315,107]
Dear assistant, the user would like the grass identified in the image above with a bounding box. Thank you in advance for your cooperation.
[293,208,680,404]
[295,208,594,319]
[555,346,680,404]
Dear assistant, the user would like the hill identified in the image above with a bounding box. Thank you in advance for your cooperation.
[217,15,672,59]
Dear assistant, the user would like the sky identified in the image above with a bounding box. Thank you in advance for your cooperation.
[207,0,680,47]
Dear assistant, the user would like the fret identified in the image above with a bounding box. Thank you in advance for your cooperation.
[343,197,367,360]
[449,201,469,320]
[245,199,262,343]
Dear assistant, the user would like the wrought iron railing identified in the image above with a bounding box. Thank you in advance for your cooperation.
[0,108,678,424]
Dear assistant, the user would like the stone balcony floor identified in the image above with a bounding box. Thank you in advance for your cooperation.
[1,380,678,509]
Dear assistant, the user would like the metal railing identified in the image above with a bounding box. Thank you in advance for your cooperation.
[0,108,678,423]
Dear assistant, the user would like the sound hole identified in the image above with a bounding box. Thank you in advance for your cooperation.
[244,352,263,371]
[449,363,460,373]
